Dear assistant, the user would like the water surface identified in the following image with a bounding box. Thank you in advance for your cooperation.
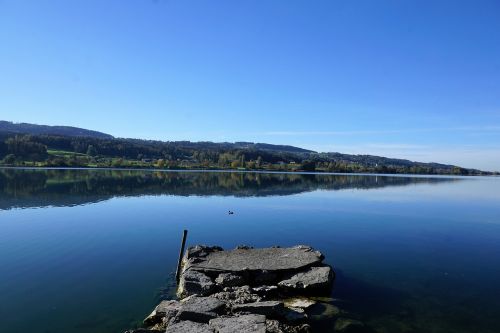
[0,168,499,333]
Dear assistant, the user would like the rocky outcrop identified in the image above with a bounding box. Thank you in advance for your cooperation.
[131,245,370,333]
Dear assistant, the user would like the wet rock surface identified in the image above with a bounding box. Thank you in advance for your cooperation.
[130,245,365,332]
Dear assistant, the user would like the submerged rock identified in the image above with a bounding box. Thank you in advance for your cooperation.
[209,314,267,333]
[278,266,333,292]
[334,318,365,332]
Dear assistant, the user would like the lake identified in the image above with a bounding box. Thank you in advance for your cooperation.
[0,168,499,333]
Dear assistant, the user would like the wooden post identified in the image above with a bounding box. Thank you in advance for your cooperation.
[175,229,188,284]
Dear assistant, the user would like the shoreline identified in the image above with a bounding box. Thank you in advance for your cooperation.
[0,165,495,178]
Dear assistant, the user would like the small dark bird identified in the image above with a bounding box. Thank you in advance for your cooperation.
[228,210,234,215]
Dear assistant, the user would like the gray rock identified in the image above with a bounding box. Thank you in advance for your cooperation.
[176,296,226,323]
[143,300,181,326]
[211,285,262,304]
[166,320,214,333]
[209,314,267,333]
[185,247,323,273]
[178,270,215,297]
[232,301,284,316]
[124,330,163,333]
[215,272,245,287]
[278,266,333,292]
[334,318,364,332]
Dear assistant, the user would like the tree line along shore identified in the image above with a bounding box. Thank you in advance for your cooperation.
[0,134,496,175]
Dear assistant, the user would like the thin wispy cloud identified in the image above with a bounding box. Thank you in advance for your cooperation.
[262,126,500,136]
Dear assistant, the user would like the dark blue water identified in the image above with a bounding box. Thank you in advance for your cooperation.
[0,169,499,333]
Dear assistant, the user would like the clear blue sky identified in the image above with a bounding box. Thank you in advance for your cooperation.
[1,0,499,171]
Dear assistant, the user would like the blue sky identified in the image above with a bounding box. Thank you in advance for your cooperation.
[1,0,499,170]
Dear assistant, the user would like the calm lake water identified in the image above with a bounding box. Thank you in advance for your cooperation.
[0,168,499,333]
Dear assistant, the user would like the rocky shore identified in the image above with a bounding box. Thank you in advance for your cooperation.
[125,245,366,333]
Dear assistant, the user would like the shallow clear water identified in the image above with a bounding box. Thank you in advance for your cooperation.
[0,168,499,333]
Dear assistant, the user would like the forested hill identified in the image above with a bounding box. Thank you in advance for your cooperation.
[0,120,496,175]
[0,121,114,139]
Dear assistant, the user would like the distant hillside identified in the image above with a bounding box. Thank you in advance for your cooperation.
[0,120,496,175]
[0,121,113,139]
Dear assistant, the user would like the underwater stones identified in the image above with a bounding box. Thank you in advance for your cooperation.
[166,320,214,333]
[278,266,333,292]
[215,272,245,287]
[176,296,226,323]
[232,300,284,317]
[308,302,341,321]
[209,314,267,333]
[334,318,365,332]
[178,270,215,297]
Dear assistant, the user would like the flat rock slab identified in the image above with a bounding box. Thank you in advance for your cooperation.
[166,320,214,333]
[278,266,333,292]
[186,246,323,273]
[209,314,266,333]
